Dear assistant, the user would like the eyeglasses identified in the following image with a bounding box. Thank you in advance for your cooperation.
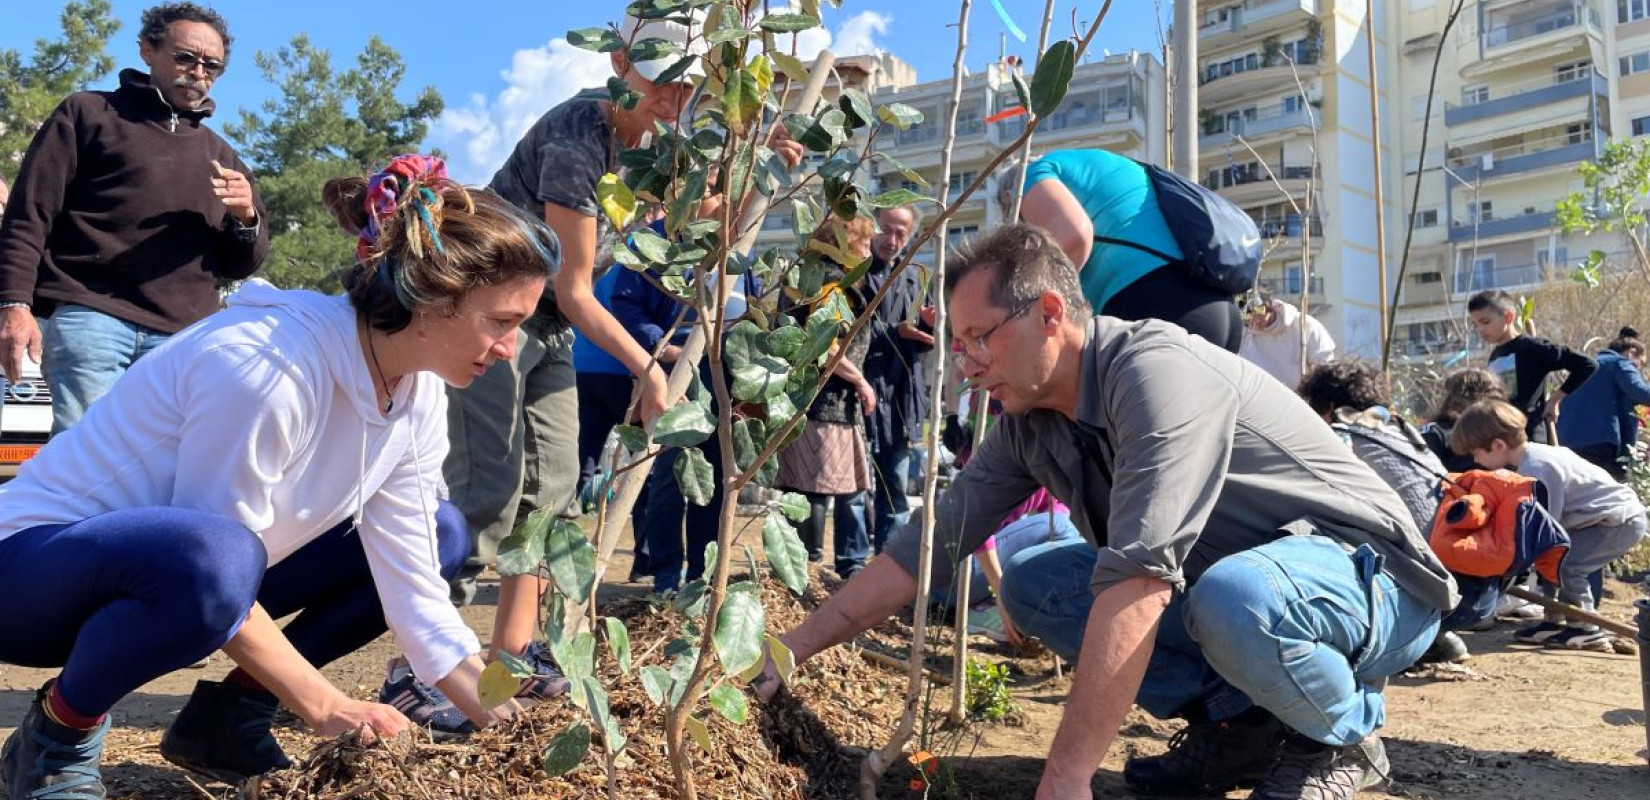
[170,50,225,77]
[951,299,1036,369]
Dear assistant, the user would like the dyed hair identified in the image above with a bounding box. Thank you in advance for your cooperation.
[1450,400,1528,454]
[947,224,1092,319]
[324,174,559,333]
[139,3,233,62]
[1298,360,1390,416]
[1430,367,1507,426]
[1608,325,1644,359]
[1466,289,1516,315]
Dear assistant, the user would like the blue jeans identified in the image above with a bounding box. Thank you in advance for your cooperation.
[43,305,173,434]
[795,490,871,578]
[642,441,724,594]
[999,535,1441,746]
[870,441,911,553]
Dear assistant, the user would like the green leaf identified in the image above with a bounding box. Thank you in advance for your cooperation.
[750,54,774,95]
[674,579,710,618]
[545,519,597,605]
[673,446,716,506]
[723,66,763,129]
[668,648,699,706]
[687,715,713,751]
[607,75,642,110]
[713,588,766,677]
[640,665,673,705]
[758,13,821,32]
[1010,69,1031,112]
[725,321,791,402]
[631,229,671,264]
[495,647,536,678]
[478,660,520,710]
[708,684,749,724]
[1030,40,1077,117]
[838,88,874,129]
[776,492,810,521]
[541,722,591,777]
[604,617,633,674]
[553,631,597,696]
[788,108,848,152]
[612,245,646,270]
[765,326,806,359]
[581,677,625,750]
[877,152,931,188]
[797,311,842,368]
[701,541,720,583]
[627,36,683,63]
[868,188,936,209]
[654,399,716,447]
[762,510,809,594]
[495,509,551,577]
[732,417,764,472]
[772,50,809,83]
[876,102,924,130]
[567,27,621,52]
[614,424,649,453]
[767,634,798,683]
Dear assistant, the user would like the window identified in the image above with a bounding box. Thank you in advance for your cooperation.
[1413,208,1440,228]
[1566,122,1593,144]
[1411,0,1435,9]
[1554,61,1592,83]
[1282,94,1308,114]
[1472,200,1494,222]
[1621,51,1650,76]
[1461,85,1489,105]
[1621,0,1650,23]
[1633,114,1650,136]
[1415,272,1443,284]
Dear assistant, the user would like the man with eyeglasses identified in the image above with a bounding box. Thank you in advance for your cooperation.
[0,2,266,435]
[758,225,1458,800]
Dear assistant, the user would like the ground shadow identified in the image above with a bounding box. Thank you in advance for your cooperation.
[0,689,189,732]
[1383,736,1650,800]
[103,760,234,800]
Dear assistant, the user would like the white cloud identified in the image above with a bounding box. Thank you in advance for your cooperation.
[432,39,611,183]
[831,11,892,57]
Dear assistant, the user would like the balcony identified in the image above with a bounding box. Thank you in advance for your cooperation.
[1446,210,1556,243]
[1444,71,1606,127]
[1258,275,1325,297]
[1198,52,1321,106]
[894,115,984,148]
[1452,261,1548,294]
[1203,163,1315,205]
[1200,105,1314,149]
[1198,0,1320,50]
[1461,2,1602,76]
[1446,130,1601,183]
[1255,214,1324,240]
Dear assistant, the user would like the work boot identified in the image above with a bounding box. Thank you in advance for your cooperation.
[1248,732,1388,800]
[1417,631,1471,664]
[160,680,292,783]
[0,682,109,799]
[1122,707,1285,796]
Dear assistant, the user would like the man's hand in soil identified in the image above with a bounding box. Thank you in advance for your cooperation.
[312,696,411,740]
[0,305,42,384]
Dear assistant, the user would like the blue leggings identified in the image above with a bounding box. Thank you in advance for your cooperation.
[0,503,469,717]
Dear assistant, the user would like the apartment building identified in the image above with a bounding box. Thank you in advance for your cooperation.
[1195,0,1401,356]
[1391,0,1633,360]
[757,51,1169,268]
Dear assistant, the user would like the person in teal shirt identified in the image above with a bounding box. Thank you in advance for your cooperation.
[1007,149,1242,351]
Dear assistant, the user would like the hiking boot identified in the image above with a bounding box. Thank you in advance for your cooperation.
[1514,621,1567,644]
[378,660,477,738]
[160,680,291,784]
[1417,631,1471,664]
[1249,732,1388,800]
[513,642,572,700]
[0,683,109,799]
[1122,708,1284,796]
[1543,626,1612,652]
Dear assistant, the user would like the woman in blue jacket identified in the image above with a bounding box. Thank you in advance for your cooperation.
[1004,149,1243,351]
[1556,327,1650,479]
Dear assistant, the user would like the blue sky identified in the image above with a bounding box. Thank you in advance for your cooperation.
[4,1,1168,183]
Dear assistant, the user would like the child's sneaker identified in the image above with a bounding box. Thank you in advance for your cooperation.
[378,660,476,739]
[513,642,572,700]
[965,603,1011,643]
[1543,626,1612,651]
[1513,621,1566,644]
[1495,595,1544,620]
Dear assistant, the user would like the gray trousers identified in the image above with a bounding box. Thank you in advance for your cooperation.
[1554,512,1648,610]
[443,316,579,593]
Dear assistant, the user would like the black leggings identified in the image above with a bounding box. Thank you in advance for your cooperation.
[1102,265,1242,353]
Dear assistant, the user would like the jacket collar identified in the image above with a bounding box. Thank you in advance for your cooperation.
[118,68,216,122]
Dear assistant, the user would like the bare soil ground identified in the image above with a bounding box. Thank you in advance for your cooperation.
[2,539,1647,799]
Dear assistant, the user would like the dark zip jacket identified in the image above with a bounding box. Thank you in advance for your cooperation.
[0,69,268,333]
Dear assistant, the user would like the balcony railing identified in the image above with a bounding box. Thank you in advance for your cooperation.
[1443,71,1606,126]
[1200,51,1322,86]
[1447,129,1601,182]
[1255,215,1324,239]
[1453,261,1547,293]
[1479,3,1599,50]
[1198,0,1320,37]
[895,115,984,147]
[1200,106,1314,147]
[1258,275,1325,296]
[1447,210,1557,242]
[1203,164,1315,192]
[996,100,1140,139]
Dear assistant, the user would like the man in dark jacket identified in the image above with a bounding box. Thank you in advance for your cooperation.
[861,206,934,552]
[0,3,267,434]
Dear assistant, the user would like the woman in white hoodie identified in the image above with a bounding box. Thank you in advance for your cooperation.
[0,155,554,798]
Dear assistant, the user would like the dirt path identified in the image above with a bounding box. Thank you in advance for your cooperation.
[1,546,1646,799]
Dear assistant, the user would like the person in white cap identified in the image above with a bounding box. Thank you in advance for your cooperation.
[380,10,804,733]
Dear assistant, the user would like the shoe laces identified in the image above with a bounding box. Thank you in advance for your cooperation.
[26,727,104,799]
[1157,721,1222,773]
[1258,738,1361,799]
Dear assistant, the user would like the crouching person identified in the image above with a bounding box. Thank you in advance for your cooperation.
[757,226,1458,800]
[0,155,554,797]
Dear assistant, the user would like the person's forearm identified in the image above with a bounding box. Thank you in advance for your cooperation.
[1041,577,1172,792]
[434,655,497,727]
[221,603,346,724]
[785,555,917,662]
[562,286,661,377]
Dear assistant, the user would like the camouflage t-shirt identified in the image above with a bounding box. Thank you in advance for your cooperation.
[488,87,618,321]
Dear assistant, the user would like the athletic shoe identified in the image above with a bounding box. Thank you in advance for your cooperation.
[0,682,109,799]
[965,604,1012,643]
[1543,626,1612,651]
[1495,595,1544,620]
[1122,708,1285,796]
[1513,621,1567,645]
[160,680,292,783]
[513,642,573,700]
[1417,631,1472,664]
[378,660,477,738]
[1248,732,1388,800]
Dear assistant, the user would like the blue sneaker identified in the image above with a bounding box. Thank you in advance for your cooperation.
[1,682,109,799]
[378,660,477,739]
[513,642,572,700]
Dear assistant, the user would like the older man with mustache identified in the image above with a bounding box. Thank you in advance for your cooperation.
[0,2,267,435]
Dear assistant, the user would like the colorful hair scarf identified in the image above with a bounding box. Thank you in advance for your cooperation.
[356,154,450,264]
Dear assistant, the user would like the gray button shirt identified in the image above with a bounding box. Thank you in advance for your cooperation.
[885,317,1459,612]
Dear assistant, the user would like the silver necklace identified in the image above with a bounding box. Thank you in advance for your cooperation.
[364,325,399,413]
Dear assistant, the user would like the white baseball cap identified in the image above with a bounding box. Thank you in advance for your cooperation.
[618,12,709,83]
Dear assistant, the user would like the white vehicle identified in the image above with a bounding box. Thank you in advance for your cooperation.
[0,356,51,480]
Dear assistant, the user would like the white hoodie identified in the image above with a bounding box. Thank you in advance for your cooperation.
[1238,298,1337,390]
[0,280,480,684]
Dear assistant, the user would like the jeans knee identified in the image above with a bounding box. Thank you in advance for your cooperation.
[1184,561,1275,651]
[434,502,472,580]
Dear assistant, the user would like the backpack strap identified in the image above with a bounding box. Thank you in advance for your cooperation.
[1092,235,1178,265]
[1336,422,1461,490]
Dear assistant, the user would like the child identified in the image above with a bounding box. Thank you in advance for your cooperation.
[1421,367,1509,473]
[1466,290,1596,442]
[1451,400,1648,649]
